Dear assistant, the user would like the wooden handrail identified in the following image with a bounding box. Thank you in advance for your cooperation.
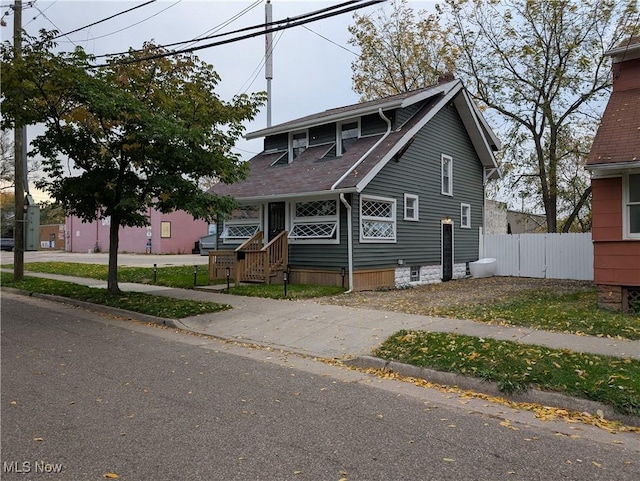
[237,230,263,252]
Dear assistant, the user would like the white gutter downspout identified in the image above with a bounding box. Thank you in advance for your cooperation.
[339,193,354,292]
[333,108,393,293]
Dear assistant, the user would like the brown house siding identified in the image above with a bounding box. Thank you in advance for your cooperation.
[591,178,622,241]
[591,178,640,311]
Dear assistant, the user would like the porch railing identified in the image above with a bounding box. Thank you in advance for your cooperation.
[208,230,288,285]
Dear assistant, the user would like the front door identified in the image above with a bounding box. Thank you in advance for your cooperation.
[268,202,286,241]
[442,221,453,282]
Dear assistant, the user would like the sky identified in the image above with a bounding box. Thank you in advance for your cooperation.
[0,0,439,202]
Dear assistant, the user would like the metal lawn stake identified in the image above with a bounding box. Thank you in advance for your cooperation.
[225,267,230,292]
[153,263,157,284]
[283,268,288,297]
[193,265,198,287]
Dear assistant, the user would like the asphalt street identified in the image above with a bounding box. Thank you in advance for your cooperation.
[2,293,638,481]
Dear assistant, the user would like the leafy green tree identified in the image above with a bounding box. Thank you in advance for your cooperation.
[38,201,65,225]
[440,0,639,232]
[348,0,455,101]
[1,32,264,292]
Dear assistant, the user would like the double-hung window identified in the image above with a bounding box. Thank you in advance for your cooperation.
[360,195,396,242]
[625,173,640,239]
[220,205,261,243]
[460,203,471,228]
[441,154,453,196]
[289,199,338,243]
[404,194,419,221]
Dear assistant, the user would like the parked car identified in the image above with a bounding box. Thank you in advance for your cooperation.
[1,237,14,251]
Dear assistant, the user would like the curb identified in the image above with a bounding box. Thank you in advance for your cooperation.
[3,287,187,330]
[345,355,640,427]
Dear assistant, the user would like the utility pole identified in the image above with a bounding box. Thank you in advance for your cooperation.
[13,0,24,281]
[265,0,273,127]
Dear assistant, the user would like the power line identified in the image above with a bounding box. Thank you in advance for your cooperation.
[23,0,55,27]
[92,0,363,59]
[181,0,263,52]
[302,24,359,56]
[51,0,157,41]
[55,0,182,45]
[236,28,285,96]
[89,0,385,68]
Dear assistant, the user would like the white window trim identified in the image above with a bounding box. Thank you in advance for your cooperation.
[289,130,308,163]
[460,203,471,229]
[441,154,453,196]
[623,171,640,240]
[360,194,397,243]
[404,194,419,221]
[221,205,262,244]
[289,199,339,245]
[336,119,360,156]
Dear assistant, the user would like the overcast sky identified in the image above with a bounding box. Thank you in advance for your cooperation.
[2,1,437,160]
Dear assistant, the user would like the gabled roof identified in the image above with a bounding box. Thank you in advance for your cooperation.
[214,80,500,201]
[245,80,455,140]
[586,38,640,171]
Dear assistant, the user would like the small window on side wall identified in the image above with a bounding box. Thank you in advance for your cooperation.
[442,154,453,196]
[460,203,471,228]
[404,194,419,221]
[626,173,640,238]
[290,131,308,162]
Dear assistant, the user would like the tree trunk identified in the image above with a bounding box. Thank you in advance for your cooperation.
[562,186,592,233]
[107,216,120,294]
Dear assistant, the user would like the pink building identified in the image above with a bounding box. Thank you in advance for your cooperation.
[66,209,209,254]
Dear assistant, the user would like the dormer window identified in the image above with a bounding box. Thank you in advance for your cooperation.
[338,121,359,156]
[290,131,308,162]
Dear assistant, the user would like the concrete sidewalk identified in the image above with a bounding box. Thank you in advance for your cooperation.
[7,270,639,361]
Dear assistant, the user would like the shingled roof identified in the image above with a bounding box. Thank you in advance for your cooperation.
[587,38,640,169]
[213,80,500,200]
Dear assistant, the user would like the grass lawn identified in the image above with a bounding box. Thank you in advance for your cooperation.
[11,261,211,289]
[375,330,640,417]
[436,289,640,340]
[1,273,229,319]
[12,262,345,299]
[226,283,346,300]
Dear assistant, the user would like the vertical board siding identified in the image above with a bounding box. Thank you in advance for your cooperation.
[483,233,593,280]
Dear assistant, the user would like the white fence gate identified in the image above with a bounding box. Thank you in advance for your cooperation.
[482,233,593,280]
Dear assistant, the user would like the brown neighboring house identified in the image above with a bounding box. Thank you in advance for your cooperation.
[586,37,640,312]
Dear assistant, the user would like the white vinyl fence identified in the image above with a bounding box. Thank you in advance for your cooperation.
[482,233,593,280]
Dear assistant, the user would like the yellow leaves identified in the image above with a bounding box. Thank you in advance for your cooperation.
[103,473,119,479]
[499,420,519,431]
[442,458,455,462]
[552,362,562,369]
[33,437,44,442]
[591,461,602,468]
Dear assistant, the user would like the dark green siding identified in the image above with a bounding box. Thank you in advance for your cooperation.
[361,111,395,136]
[354,102,484,269]
[289,197,349,270]
[265,133,288,151]
[395,102,423,128]
[309,124,336,146]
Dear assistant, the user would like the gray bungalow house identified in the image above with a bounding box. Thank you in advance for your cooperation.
[210,77,501,291]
